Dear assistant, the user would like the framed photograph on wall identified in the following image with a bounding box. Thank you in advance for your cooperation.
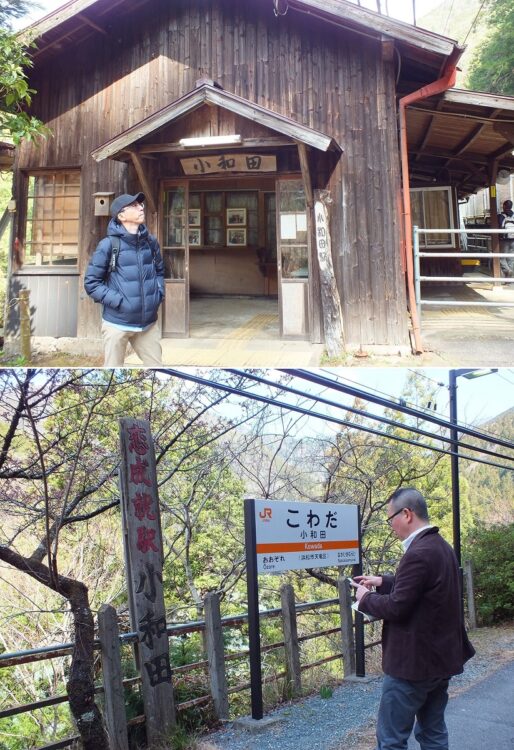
[188,228,202,246]
[227,227,247,246]
[226,208,246,226]
[188,209,201,226]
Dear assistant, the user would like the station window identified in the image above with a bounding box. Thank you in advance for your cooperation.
[410,187,455,248]
[23,171,80,266]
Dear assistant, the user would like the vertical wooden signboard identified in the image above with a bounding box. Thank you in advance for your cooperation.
[119,418,175,743]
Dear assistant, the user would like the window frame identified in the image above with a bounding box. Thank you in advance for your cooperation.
[410,186,456,249]
[21,169,81,268]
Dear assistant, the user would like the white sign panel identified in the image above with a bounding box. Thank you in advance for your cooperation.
[254,499,359,574]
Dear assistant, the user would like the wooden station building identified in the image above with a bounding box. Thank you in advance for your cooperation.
[5,0,514,351]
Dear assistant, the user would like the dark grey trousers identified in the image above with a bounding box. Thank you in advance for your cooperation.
[375,674,450,750]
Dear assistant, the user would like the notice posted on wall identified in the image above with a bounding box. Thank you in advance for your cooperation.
[253,499,360,574]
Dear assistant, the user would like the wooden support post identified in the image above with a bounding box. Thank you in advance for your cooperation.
[204,593,229,721]
[297,141,323,343]
[280,584,302,697]
[19,288,31,363]
[464,560,477,630]
[338,574,356,677]
[98,604,129,750]
[129,149,157,218]
[487,160,501,281]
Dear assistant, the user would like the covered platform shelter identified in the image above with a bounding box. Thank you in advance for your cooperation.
[404,88,514,278]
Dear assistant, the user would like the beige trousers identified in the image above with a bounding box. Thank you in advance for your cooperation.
[101,320,162,367]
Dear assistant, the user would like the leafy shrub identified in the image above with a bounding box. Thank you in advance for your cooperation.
[465,523,514,625]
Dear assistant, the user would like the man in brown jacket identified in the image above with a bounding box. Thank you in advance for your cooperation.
[354,487,475,750]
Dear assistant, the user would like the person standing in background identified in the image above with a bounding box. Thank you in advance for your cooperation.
[498,199,514,278]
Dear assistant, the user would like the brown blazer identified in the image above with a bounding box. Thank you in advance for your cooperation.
[359,526,475,681]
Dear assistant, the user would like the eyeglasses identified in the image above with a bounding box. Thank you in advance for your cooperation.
[121,201,144,211]
[386,507,410,525]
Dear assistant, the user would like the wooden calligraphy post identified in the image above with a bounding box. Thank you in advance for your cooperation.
[119,418,175,743]
[314,193,345,358]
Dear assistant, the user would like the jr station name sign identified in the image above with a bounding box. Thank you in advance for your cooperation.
[253,499,360,573]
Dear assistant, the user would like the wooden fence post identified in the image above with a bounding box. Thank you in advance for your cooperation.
[338,574,356,677]
[204,592,229,721]
[280,584,302,697]
[19,288,31,363]
[98,604,129,750]
[464,560,478,630]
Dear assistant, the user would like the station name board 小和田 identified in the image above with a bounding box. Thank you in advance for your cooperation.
[253,499,360,574]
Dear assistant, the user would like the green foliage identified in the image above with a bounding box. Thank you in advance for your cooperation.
[462,408,514,526]
[322,372,471,573]
[464,523,514,624]
[467,0,514,94]
[319,684,333,699]
[0,28,50,143]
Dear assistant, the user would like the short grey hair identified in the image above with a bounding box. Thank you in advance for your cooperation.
[388,487,429,522]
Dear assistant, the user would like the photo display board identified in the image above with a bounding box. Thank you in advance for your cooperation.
[253,499,360,573]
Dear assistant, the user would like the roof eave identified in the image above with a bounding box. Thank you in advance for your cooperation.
[91,84,340,162]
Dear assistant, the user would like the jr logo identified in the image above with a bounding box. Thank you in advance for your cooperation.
[259,507,272,520]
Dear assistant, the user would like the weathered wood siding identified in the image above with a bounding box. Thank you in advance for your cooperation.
[15,0,407,345]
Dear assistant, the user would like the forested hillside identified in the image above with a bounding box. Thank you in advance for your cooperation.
[419,0,514,94]
[463,406,514,524]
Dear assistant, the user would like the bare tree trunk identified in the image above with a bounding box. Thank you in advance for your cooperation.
[0,546,109,750]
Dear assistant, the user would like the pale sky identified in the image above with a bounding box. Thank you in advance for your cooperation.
[323,368,514,427]
[20,0,444,29]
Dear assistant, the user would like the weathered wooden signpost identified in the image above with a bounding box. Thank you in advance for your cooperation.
[244,498,361,720]
[314,194,345,358]
[119,418,175,744]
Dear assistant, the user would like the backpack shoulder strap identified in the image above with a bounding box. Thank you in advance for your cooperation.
[148,234,159,263]
[109,236,121,272]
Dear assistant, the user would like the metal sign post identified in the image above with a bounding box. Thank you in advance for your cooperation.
[243,497,360,720]
[244,498,264,720]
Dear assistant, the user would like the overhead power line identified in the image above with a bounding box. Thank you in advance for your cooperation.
[284,369,514,453]
[463,0,487,45]
[157,369,514,474]
[227,369,514,466]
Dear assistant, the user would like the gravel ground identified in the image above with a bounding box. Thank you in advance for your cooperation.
[199,624,514,750]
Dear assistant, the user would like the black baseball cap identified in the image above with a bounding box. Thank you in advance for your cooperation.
[110,192,145,218]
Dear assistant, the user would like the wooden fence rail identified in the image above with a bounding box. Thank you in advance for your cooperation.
[0,566,478,749]
[0,578,359,749]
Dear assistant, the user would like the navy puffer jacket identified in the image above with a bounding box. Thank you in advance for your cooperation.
[84,219,165,328]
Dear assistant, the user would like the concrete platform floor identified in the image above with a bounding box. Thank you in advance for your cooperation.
[126,296,326,367]
[24,280,514,368]
[419,276,514,367]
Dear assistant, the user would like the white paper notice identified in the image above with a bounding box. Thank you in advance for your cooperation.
[296,213,307,231]
[280,214,297,239]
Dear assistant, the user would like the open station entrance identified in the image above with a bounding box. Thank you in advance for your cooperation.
[92,80,341,346]
[162,175,312,341]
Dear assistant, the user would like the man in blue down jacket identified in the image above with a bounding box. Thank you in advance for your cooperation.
[354,487,475,750]
[84,192,164,366]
